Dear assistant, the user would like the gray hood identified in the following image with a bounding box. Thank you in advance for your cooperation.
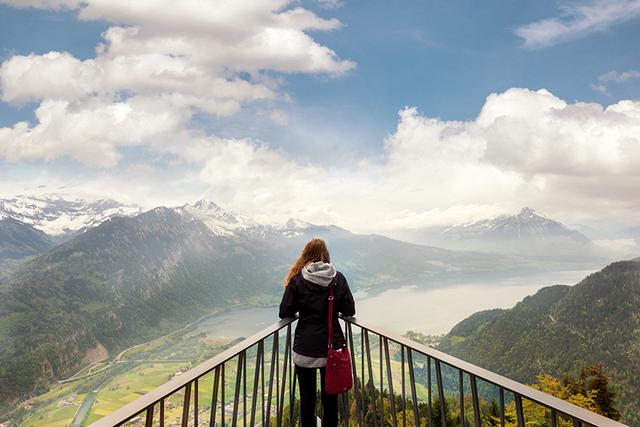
[301,261,337,287]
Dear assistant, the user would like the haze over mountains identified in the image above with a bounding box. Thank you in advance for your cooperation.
[391,207,638,258]
[1,194,627,272]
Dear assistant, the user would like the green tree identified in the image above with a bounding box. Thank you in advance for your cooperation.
[577,364,620,420]
[504,364,620,426]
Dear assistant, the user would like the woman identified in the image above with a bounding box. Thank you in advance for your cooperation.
[279,238,356,427]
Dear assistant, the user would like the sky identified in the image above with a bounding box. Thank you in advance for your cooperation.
[0,0,639,234]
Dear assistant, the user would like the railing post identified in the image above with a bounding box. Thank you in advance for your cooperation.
[144,405,153,427]
[360,327,366,424]
[181,382,191,427]
[435,360,446,427]
[232,352,244,427]
[364,330,379,427]
[407,348,420,427]
[515,394,524,427]
[195,378,199,427]
[499,387,505,427]
[266,331,278,427]
[210,366,220,427]
[278,324,291,426]
[427,355,433,427]
[459,370,465,427]
[250,341,263,426]
[243,349,247,427]
[347,322,364,426]
[401,345,407,427]
[379,335,384,427]
[221,363,226,427]
[383,337,398,427]
[470,374,481,427]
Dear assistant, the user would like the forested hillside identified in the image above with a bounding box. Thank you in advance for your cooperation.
[439,260,640,425]
[0,218,54,270]
[0,207,283,411]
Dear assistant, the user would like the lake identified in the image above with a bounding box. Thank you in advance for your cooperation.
[193,269,595,339]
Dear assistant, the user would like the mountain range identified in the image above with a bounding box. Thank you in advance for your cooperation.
[438,259,640,425]
[0,195,140,270]
[391,207,604,256]
[0,194,141,238]
[0,196,542,411]
[0,194,626,414]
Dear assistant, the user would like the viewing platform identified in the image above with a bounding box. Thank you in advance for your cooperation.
[89,316,627,427]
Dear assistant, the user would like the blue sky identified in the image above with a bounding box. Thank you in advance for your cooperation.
[2,1,639,146]
[1,0,639,233]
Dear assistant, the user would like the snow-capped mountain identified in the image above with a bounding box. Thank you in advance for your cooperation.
[272,218,316,238]
[441,207,589,243]
[0,194,141,237]
[175,200,336,240]
[391,207,592,255]
[175,200,258,236]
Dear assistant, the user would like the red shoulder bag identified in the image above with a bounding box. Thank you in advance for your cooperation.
[324,284,353,395]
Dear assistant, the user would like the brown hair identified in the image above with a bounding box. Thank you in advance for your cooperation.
[283,238,330,287]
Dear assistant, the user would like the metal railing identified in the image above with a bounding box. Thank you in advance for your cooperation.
[89,316,628,427]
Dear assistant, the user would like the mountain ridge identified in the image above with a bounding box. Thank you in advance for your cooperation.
[0,206,286,409]
[391,207,597,256]
[438,259,640,424]
[0,218,55,270]
[0,194,141,238]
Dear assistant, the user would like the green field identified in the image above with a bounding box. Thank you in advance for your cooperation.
[21,392,87,427]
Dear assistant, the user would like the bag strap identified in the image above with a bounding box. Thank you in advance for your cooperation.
[327,281,335,349]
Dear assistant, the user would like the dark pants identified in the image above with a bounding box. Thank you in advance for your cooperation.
[295,365,337,427]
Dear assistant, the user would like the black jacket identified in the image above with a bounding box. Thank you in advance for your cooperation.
[279,271,356,358]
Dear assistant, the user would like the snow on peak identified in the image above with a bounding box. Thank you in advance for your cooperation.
[177,200,257,236]
[192,199,222,211]
[517,207,548,220]
[0,194,141,236]
[278,218,313,230]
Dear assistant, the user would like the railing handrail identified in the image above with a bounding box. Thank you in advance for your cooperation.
[89,315,627,427]
[341,315,627,427]
[90,316,297,427]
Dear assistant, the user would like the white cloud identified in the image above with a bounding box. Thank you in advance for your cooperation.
[515,0,640,48]
[0,96,186,167]
[1,1,639,232]
[0,0,79,8]
[591,83,611,96]
[0,0,354,166]
[269,109,290,125]
[176,88,640,231]
[477,89,640,176]
[316,0,344,10]
[598,69,640,83]
[591,69,640,97]
[4,87,640,231]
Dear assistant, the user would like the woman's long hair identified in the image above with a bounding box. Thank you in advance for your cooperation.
[283,238,330,286]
